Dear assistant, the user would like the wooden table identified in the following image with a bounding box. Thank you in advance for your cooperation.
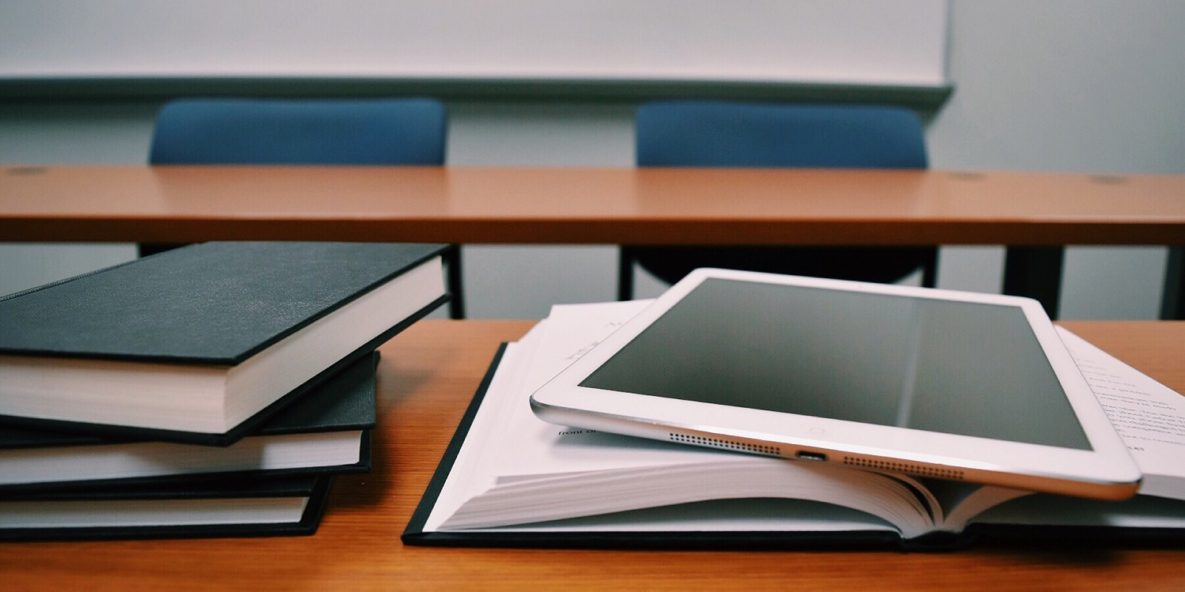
[3,320,1183,591]
[3,165,1184,317]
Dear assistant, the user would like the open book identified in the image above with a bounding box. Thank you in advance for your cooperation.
[404,301,1185,548]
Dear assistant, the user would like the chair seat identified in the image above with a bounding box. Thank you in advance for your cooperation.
[144,97,464,318]
[621,101,937,299]
[627,245,935,286]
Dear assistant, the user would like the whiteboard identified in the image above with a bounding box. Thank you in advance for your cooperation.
[0,0,948,87]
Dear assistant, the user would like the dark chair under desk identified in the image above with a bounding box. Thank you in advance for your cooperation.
[144,97,465,318]
[619,101,938,300]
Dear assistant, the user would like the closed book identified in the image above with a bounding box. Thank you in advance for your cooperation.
[0,241,447,444]
[0,474,333,541]
[0,351,378,491]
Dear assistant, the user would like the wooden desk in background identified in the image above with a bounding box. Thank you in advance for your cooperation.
[2,320,1183,590]
[2,165,1183,318]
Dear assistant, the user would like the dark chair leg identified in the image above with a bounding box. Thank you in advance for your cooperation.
[1003,246,1064,319]
[1161,246,1183,320]
[138,243,186,258]
[921,249,939,288]
[618,247,635,301]
[445,245,465,319]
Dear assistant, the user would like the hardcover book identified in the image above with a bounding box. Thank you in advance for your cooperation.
[0,241,447,444]
[403,301,1185,549]
[0,352,379,490]
[0,474,333,541]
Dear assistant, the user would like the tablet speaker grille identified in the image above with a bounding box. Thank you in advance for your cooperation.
[669,433,782,457]
[843,457,964,481]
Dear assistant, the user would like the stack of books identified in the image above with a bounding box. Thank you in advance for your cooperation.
[0,241,449,540]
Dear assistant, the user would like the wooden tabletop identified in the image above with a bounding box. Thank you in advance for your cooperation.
[2,165,1184,245]
[3,319,1183,591]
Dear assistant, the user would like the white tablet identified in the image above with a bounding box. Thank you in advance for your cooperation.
[531,269,1141,501]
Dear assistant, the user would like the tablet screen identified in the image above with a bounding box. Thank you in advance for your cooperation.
[580,278,1091,450]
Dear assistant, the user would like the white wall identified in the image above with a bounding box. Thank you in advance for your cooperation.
[1,1,948,86]
[3,0,1183,319]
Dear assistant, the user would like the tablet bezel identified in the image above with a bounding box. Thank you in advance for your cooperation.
[530,269,1141,500]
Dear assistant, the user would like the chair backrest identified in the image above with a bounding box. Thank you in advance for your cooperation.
[149,98,446,165]
[635,101,927,169]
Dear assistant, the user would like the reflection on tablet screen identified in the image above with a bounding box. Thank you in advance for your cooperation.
[580,279,1091,450]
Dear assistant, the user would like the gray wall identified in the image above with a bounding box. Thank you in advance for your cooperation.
[2,0,1182,319]
[929,0,1183,319]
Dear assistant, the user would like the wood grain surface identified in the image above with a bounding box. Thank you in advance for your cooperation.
[2,320,1183,591]
[3,166,1183,245]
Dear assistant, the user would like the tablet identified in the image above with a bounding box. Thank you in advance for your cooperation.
[530,269,1141,501]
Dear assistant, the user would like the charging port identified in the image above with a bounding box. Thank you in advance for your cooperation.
[796,451,827,462]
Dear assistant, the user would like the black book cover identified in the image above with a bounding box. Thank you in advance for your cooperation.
[402,347,1184,551]
[0,474,335,541]
[0,352,379,491]
[0,241,448,444]
[0,241,447,364]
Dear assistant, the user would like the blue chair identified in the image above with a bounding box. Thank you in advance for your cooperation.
[619,101,937,299]
[146,97,464,318]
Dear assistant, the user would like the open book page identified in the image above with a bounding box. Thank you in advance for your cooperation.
[919,328,1185,531]
[427,301,939,538]
[442,456,936,538]
[1057,327,1185,500]
[421,322,548,531]
[496,300,754,477]
[926,481,1031,532]
[948,328,1185,531]
[424,305,1185,538]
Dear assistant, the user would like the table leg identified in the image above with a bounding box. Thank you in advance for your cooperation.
[445,245,465,319]
[1162,246,1184,320]
[1003,246,1065,319]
